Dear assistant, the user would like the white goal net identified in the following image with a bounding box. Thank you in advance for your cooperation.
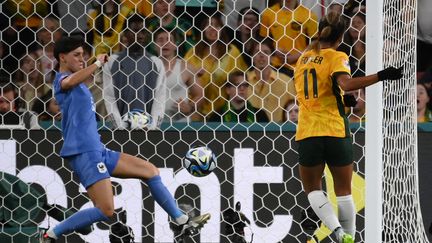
[381,0,428,242]
[0,0,426,243]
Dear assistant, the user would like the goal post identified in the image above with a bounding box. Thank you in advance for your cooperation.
[365,0,384,242]
[366,0,429,242]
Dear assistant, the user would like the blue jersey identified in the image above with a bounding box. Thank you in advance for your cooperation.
[54,72,103,157]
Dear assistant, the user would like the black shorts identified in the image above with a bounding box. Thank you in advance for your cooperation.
[298,136,353,167]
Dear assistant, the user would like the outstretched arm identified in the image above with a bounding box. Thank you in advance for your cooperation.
[337,67,403,92]
[61,54,108,90]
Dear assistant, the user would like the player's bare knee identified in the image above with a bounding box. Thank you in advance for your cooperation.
[146,163,160,178]
[97,204,115,218]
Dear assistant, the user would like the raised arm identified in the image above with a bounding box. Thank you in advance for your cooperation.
[61,54,108,90]
[337,67,403,92]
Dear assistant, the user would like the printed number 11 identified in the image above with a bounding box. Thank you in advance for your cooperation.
[303,68,318,99]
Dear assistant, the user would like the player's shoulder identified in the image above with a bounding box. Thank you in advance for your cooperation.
[54,72,69,83]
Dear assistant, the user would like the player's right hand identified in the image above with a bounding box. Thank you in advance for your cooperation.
[377,66,403,81]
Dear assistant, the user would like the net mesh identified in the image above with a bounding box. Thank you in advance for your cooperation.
[0,0,425,242]
[381,0,428,242]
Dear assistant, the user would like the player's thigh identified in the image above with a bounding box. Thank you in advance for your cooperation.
[86,178,115,216]
[324,136,353,167]
[298,137,325,167]
[299,163,326,194]
[111,152,159,180]
[324,136,354,195]
[68,150,112,189]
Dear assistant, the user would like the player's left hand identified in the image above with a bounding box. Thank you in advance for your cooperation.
[377,66,403,81]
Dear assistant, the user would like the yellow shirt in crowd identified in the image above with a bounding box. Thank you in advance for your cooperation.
[5,0,49,28]
[185,44,248,117]
[247,69,296,123]
[294,48,351,141]
[87,6,132,55]
[122,0,153,17]
[260,3,318,70]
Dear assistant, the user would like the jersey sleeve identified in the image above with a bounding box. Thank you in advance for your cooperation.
[330,52,351,76]
[54,73,69,93]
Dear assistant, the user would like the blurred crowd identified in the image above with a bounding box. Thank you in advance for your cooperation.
[0,0,429,129]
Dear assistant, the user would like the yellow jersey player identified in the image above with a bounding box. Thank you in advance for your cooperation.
[294,12,402,243]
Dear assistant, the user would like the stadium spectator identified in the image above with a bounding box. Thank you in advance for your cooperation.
[123,0,153,17]
[247,38,296,123]
[417,83,432,123]
[338,11,365,77]
[282,99,299,124]
[345,88,365,123]
[102,14,166,129]
[327,0,349,15]
[207,71,269,123]
[36,16,63,47]
[145,0,198,57]
[417,0,432,73]
[14,51,50,110]
[260,0,318,76]
[2,0,49,38]
[185,14,248,120]
[32,90,61,122]
[87,0,133,55]
[0,42,9,79]
[2,0,50,74]
[232,7,261,66]
[418,67,432,91]
[0,83,39,129]
[56,0,86,34]
[33,16,62,81]
[154,29,203,122]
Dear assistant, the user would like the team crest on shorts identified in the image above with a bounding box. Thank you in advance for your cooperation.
[97,162,107,173]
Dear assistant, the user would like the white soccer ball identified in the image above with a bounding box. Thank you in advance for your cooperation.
[124,110,152,129]
[183,146,217,177]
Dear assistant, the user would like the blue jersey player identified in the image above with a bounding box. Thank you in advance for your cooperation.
[40,36,210,242]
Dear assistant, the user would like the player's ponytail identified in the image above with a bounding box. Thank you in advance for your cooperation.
[310,11,346,53]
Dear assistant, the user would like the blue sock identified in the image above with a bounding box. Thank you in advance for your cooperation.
[53,207,108,237]
[146,175,183,219]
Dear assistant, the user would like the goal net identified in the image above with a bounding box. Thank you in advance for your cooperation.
[380,0,428,242]
[0,0,426,242]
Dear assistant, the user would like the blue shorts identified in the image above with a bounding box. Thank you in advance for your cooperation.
[67,149,120,189]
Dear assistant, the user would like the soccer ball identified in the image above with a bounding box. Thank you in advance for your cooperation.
[183,146,217,177]
[123,109,152,129]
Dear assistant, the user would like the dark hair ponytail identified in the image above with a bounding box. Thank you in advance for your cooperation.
[310,11,347,53]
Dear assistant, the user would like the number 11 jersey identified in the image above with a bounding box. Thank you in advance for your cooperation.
[294,48,351,141]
